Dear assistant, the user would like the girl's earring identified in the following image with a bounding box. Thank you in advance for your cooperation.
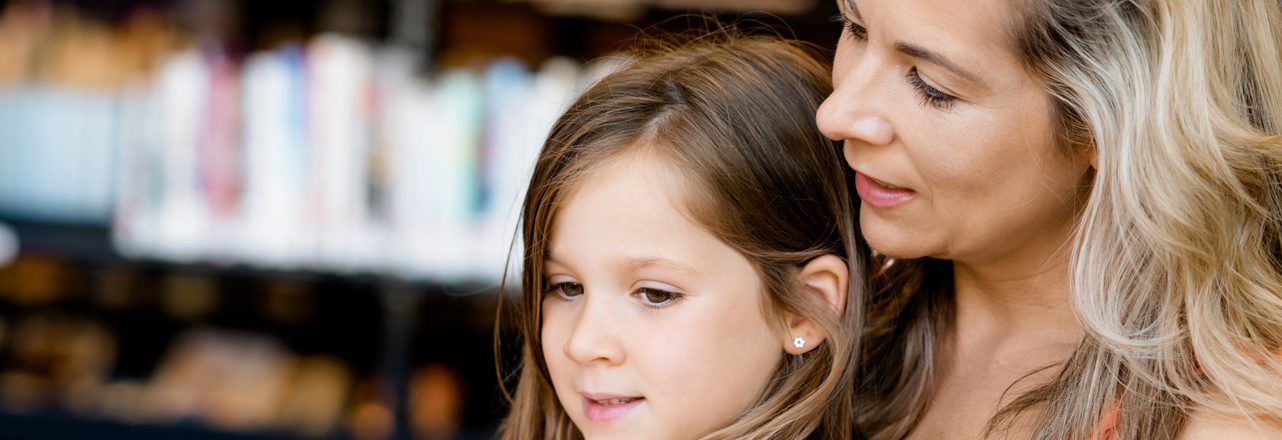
[793,337,806,349]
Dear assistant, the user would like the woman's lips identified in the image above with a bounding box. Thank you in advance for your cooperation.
[854,172,916,209]
[582,395,644,423]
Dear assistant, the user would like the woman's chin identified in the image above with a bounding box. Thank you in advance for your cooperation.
[860,217,937,260]
[870,245,930,261]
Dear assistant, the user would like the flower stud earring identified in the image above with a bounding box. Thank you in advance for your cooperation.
[793,336,806,349]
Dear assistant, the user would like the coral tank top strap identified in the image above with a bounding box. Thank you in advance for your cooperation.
[1091,348,1282,439]
[1090,400,1122,440]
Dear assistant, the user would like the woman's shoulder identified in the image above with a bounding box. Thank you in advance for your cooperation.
[1179,409,1282,440]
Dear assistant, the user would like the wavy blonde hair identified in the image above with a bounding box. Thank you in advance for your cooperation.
[856,0,1282,439]
[497,30,868,440]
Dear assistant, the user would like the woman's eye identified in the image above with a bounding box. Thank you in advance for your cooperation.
[831,14,868,41]
[636,287,682,308]
[907,67,957,109]
[545,281,584,299]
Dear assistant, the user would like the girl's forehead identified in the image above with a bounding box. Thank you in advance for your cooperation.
[547,150,722,260]
[559,145,697,211]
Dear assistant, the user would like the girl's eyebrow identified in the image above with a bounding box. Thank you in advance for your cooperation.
[543,254,567,268]
[625,257,700,275]
[542,254,698,275]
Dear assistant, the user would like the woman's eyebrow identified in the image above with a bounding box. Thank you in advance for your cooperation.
[844,0,985,87]
[844,0,862,19]
[895,42,985,86]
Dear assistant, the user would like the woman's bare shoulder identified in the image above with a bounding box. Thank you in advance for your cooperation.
[1179,409,1282,440]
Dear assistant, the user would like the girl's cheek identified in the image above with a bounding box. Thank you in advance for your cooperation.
[540,306,566,357]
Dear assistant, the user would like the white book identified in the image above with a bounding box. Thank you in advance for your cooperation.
[240,48,312,268]
[307,34,375,271]
[154,50,210,262]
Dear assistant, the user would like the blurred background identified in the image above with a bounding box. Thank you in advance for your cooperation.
[0,0,840,438]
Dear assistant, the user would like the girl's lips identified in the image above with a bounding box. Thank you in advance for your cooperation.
[582,396,644,423]
[854,172,916,209]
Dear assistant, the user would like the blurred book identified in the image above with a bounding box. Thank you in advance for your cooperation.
[0,0,629,282]
[113,34,617,282]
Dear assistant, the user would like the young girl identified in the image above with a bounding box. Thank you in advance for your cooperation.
[499,32,869,440]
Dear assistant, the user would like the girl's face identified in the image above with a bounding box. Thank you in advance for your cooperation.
[816,0,1094,265]
[541,152,785,440]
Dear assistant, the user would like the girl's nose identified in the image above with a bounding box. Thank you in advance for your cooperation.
[562,296,625,366]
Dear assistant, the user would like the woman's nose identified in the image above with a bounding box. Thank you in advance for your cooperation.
[817,54,895,147]
[563,295,625,366]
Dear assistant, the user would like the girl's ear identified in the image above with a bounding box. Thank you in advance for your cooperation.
[783,254,849,355]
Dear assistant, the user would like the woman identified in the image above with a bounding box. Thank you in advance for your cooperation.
[817,0,1282,439]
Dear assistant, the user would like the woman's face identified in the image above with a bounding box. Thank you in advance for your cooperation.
[817,0,1094,265]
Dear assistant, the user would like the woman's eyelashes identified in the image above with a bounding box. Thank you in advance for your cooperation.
[831,14,868,41]
[907,67,957,109]
[831,14,958,110]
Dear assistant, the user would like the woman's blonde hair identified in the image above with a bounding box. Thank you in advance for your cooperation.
[856,0,1282,439]
[497,30,869,440]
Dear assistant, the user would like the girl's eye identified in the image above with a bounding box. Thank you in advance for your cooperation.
[636,287,682,308]
[907,67,957,109]
[831,14,868,41]
[545,281,584,299]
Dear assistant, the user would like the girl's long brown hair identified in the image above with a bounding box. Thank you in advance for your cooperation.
[496,28,870,440]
